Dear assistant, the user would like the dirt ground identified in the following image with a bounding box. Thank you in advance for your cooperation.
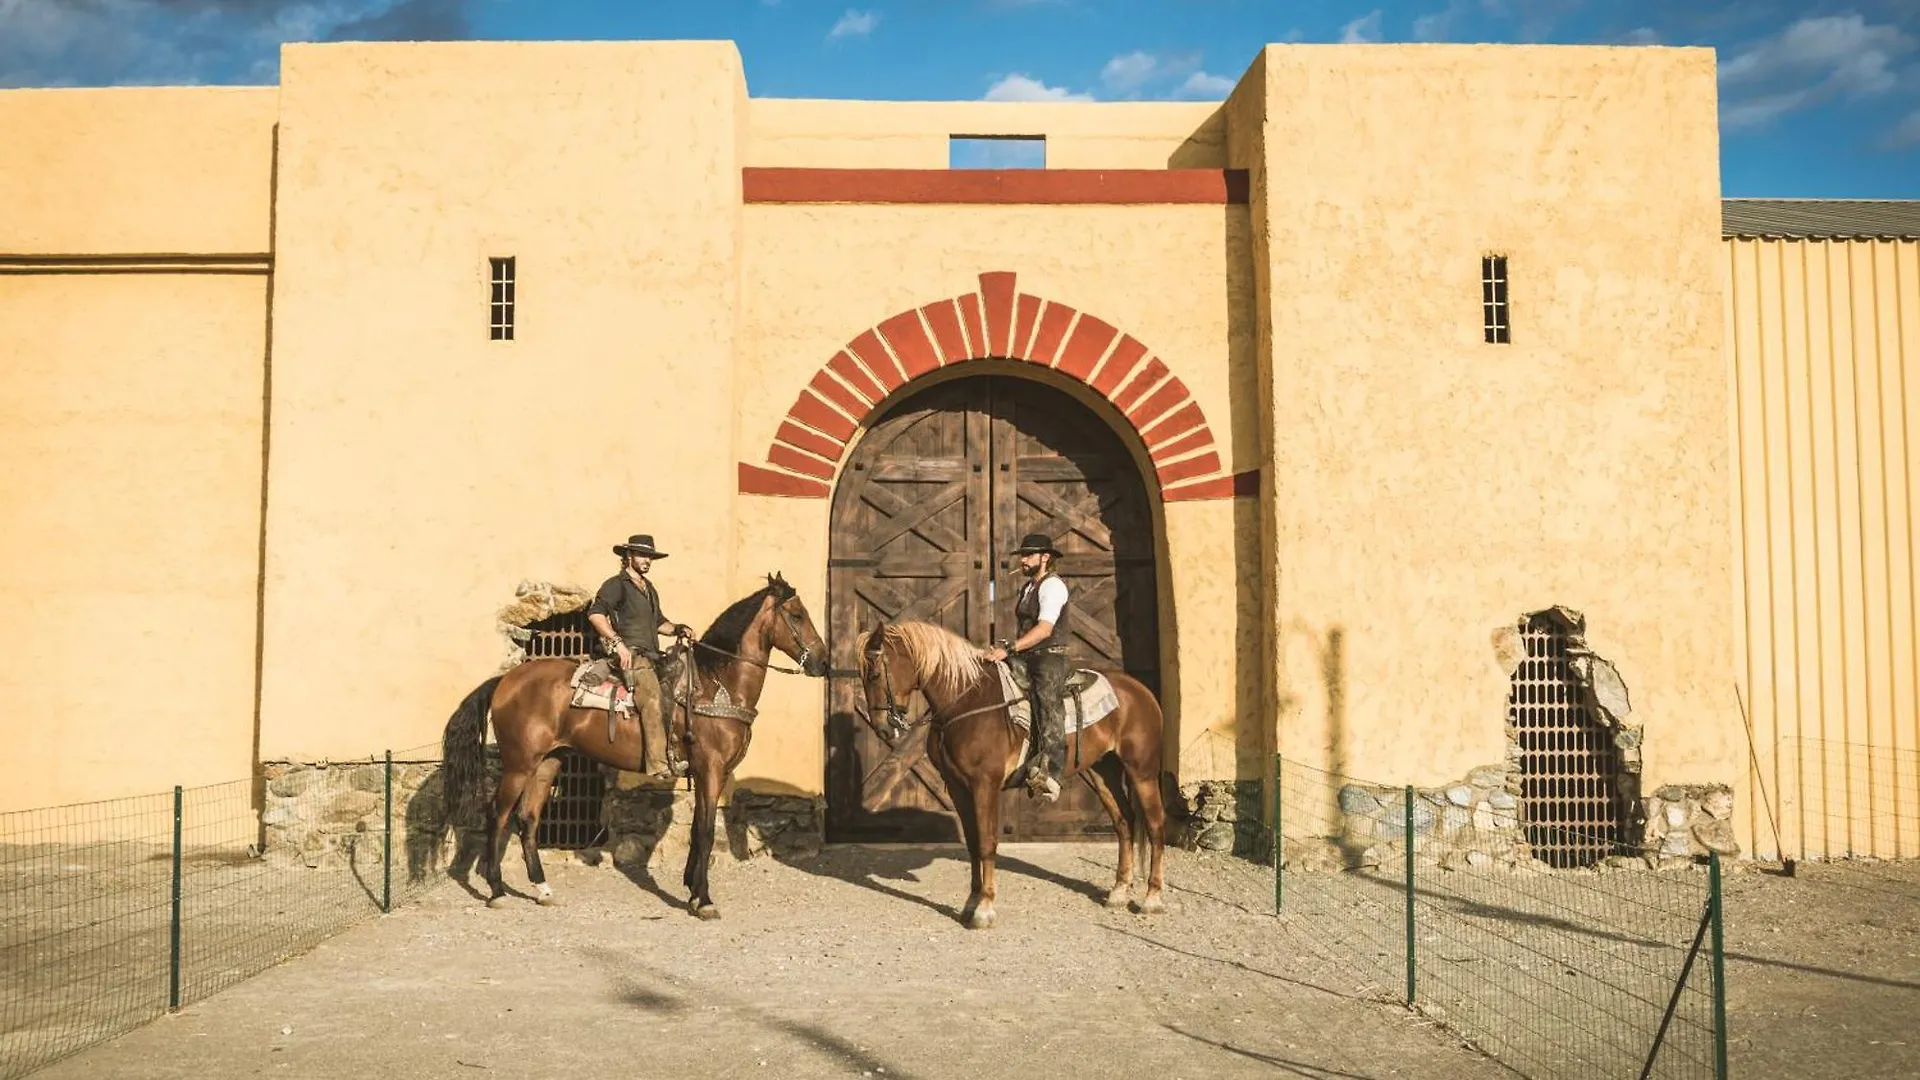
[18,845,1920,1080]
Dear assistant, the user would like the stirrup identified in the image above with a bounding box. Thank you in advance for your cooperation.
[1025,770,1061,803]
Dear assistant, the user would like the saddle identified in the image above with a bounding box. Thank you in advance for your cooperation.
[1001,653,1101,697]
[567,659,635,714]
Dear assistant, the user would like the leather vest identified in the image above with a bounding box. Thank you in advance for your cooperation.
[1014,572,1071,653]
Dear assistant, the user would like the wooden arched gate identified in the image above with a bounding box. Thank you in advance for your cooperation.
[825,374,1160,843]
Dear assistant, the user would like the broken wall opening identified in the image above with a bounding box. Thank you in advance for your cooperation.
[495,581,608,850]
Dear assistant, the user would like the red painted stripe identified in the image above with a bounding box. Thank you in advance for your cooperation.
[787,389,857,442]
[1090,336,1149,398]
[921,300,968,365]
[742,168,1251,205]
[878,311,939,377]
[1148,423,1214,464]
[1011,294,1043,360]
[739,462,830,498]
[1163,469,1259,502]
[1156,450,1221,488]
[809,370,868,421]
[776,420,846,463]
[957,294,987,359]
[1028,305,1075,366]
[1112,358,1168,412]
[827,350,885,405]
[768,442,837,480]
[1127,376,1189,430]
[1055,315,1117,381]
[1142,402,1205,449]
[847,329,905,392]
[979,272,1016,356]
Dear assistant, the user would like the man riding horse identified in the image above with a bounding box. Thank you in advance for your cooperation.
[586,533,693,781]
[981,532,1072,803]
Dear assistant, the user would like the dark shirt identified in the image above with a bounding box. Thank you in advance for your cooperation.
[587,571,668,658]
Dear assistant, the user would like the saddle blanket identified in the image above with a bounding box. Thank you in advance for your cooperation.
[568,659,634,714]
[993,663,1119,734]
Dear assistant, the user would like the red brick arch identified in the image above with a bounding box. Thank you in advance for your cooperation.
[736,271,1258,502]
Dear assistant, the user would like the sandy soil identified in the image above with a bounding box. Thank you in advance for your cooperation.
[16,845,1920,1080]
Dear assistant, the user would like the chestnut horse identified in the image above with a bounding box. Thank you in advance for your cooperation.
[441,573,828,917]
[856,618,1169,928]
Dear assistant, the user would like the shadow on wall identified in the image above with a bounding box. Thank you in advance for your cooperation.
[1167,105,1228,168]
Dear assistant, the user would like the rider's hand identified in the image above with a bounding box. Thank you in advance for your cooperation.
[982,646,1008,663]
[674,624,694,639]
[614,642,634,666]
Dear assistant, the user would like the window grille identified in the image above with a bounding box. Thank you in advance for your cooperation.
[1481,254,1510,344]
[535,749,609,850]
[523,610,594,660]
[489,256,515,341]
[1509,619,1626,868]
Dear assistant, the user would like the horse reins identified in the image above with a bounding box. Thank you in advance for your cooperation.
[865,636,1018,740]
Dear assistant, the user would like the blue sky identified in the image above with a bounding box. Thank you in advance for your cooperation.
[3,0,1917,196]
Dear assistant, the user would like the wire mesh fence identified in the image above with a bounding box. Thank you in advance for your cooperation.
[1273,756,1727,1080]
[0,742,449,1079]
[1770,737,1920,862]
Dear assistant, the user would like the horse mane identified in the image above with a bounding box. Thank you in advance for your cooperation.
[870,620,987,697]
[695,573,797,675]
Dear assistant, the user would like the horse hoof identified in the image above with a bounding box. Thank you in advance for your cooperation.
[1103,888,1131,910]
[535,894,560,907]
[486,895,512,909]
[966,908,997,930]
[689,900,721,921]
[1132,894,1167,915]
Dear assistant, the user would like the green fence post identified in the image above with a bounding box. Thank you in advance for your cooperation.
[1272,753,1283,913]
[383,750,394,914]
[168,785,182,1012]
[1404,784,1416,1007]
[1711,852,1729,1080]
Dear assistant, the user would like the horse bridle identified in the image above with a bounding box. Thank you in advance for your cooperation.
[862,632,1014,744]
[687,593,817,676]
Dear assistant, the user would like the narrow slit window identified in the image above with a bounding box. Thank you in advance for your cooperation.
[1482,254,1510,344]
[489,256,515,341]
[949,135,1046,169]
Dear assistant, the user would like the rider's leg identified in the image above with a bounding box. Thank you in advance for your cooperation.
[1026,649,1070,801]
[627,662,672,779]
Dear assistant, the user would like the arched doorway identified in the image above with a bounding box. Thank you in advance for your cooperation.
[825,373,1160,843]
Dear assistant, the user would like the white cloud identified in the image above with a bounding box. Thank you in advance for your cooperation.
[828,9,878,40]
[0,0,478,88]
[1177,70,1236,98]
[1620,27,1660,46]
[983,73,1092,102]
[1719,15,1915,129]
[1882,107,1920,148]
[1100,50,1161,92]
[1340,10,1383,44]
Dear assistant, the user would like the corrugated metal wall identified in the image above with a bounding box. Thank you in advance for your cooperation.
[1727,237,1920,861]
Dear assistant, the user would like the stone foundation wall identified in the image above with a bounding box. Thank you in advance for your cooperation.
[260,758,455,877]
[1173,780,1266,857]
[599,784,825,874]
[1283,764,1741,874]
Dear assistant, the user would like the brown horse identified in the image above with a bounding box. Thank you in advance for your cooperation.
[442,573,828,917]
[856,618,1169,928]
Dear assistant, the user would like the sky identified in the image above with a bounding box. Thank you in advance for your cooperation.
[2,0,1917,197]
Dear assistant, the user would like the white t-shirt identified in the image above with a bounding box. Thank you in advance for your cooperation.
[1027,575,1069,625]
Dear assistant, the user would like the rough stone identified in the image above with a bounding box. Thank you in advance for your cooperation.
[1693,818,1739,855]
[1440,805,1471,834]
[1486,790,1516,811]
[1445,785,1473,807]
[1466,765,1507,789]
[1337,785,1378,814]
[1472,805,1496,832]
[1702,788,1734,820]
[1195,821,1237,852]
[1466,850,1492,868]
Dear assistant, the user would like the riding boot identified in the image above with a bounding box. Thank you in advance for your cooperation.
[1024,649,1070,803]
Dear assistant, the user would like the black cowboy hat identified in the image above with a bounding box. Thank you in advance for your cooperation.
[1009,532,1062,557]
[612,534,669,559]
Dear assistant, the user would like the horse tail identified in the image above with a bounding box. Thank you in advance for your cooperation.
[441,675,504,830]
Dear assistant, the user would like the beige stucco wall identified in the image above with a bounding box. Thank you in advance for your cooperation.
[0,87,276,255]
[730,199,1259,790]
[0,87,275,811]
[1255,44,1744,838]
[747,99,1225,169]
[0,274,269,810]
[257,41,750,761]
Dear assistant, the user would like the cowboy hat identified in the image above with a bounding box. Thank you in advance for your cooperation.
[1008,532,1062,557]
[612,534,669,558]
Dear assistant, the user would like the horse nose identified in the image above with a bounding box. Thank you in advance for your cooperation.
[806,655,829,678]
